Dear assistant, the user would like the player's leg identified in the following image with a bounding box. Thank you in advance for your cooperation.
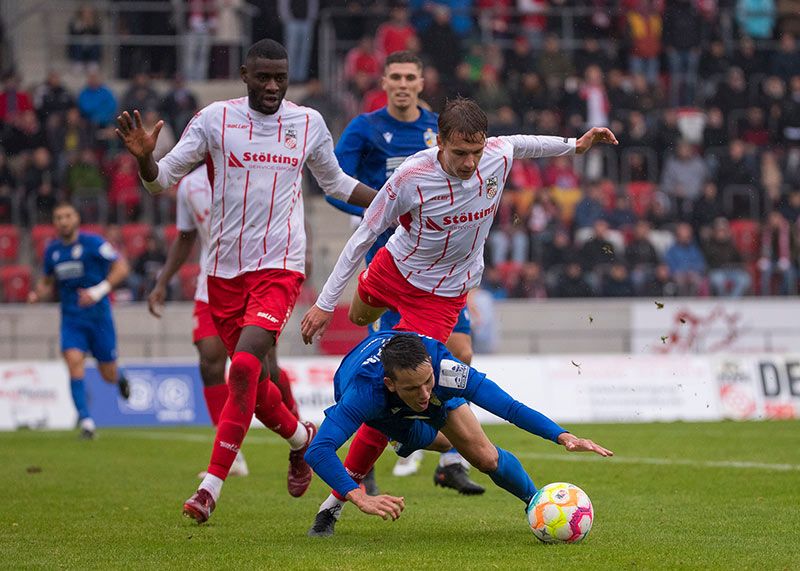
[348,289,388,328]
[91,315,130,400]
[440,403,537,505]
[63,346,95,439]
[348,247,399,327]
[194,333,250,478]
[266,345,299,419]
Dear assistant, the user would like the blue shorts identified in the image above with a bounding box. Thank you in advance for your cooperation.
[61,316,118,363]
[372,306,472,336]
[366,397,468,458]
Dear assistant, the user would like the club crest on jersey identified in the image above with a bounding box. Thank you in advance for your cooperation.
[486,176,499,199]
[71,244,83,259]
[284,126,297,149]
[424,128,436,148]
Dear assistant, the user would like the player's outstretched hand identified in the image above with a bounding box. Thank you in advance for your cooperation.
[558,432,614,457]
[575,127,619,154]
[115,110,163,160]
[346,488,405,521]
[300,305,334,344]
[147,284,167,318]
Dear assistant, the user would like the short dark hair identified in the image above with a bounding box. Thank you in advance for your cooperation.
[438,97,488,144]
[53,201,77,213]
[246,39,288,62]
[384,51,423,71]
[381,334,431,380]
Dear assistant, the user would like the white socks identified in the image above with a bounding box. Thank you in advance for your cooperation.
[288,422,308,450]
[79,418,96,432]
[200,473,224,502]
[439,449,465,468]
[319,494,345,519]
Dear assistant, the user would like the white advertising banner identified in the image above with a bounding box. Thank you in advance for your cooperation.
[630,299,800,354]
[712,354,800,420]
[0,362,75,430]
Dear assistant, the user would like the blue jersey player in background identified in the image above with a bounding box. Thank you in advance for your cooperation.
[328,50,481,494]
[28,202,131,439]
[305,332,614,536]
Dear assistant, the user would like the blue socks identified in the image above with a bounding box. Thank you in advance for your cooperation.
[487,446,537,504]
[70,378,91,420]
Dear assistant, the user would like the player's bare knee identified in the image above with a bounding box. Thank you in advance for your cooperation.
[471,445,499,473]
[98,364,117,383]
[199,357,226,387]
[348,306,369,326]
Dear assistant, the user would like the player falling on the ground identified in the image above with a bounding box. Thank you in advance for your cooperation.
[147,165,304,478]
[116,38,376,524]
[28,202,131,439]
[326,50,482,494]
[301,98,617,532]
[305,332,613,536]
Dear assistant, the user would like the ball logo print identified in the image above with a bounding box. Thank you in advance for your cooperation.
[124,376,154,412]
[527,482,594,543]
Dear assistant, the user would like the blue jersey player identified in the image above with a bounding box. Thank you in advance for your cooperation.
[305,333,613,536]
[28,203,131,439]
[328,50,481,493]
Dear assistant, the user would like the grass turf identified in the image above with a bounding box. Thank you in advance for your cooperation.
[1,421,799,570]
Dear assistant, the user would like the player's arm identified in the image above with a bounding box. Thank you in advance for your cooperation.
[304,392,405,520]
[460,368,613,456]
[503,127,618,159]
[27,275,55,303]
[148,229,197,317]
[325,116,370,217]
[77,240,130,307]
[305,113,377,209]
[300,176,414,344]
[116,107,209,194]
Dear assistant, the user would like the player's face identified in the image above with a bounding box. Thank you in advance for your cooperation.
[53,206,80,239]
[382,63,423,112]
[385,360,435,412]
[438,131,486,180]
[241,57,289,115]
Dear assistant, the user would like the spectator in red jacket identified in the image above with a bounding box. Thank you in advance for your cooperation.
[0,71,34,126]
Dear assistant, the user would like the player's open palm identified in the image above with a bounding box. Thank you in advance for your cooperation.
[559,433,614,457]
[353,493,405,521]
[115,110,163,160]
[300,305,333,344]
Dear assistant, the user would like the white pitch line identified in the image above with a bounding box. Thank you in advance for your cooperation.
[120,430,282,445]
[516,452,800,472]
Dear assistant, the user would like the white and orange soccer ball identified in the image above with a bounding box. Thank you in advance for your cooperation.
[526,482,594,544]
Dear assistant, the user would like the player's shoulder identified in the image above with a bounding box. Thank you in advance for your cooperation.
[78,231,105,245]
[486,136,513,154]
[419,107,439,126]
[281,99,326,124]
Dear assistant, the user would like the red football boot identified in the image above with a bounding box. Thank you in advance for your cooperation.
[183,488,216,524]
[288,421,317,497]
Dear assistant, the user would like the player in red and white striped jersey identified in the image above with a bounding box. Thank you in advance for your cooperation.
[301,98,617,344]
[116,39,377,524]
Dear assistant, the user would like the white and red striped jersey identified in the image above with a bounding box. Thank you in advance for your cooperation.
[175,166,212,302]
[143,97,358,279]
[315,135,576,311]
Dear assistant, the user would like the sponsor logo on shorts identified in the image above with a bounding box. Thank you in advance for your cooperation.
[257,311,280,324]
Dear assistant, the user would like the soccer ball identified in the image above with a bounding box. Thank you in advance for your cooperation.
[526,482,593,544]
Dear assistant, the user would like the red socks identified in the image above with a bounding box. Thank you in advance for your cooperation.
[203,383,229,426]
[332,423,389,501]
[254,376,299,439]
[274,367,299,419]
[207,351,261,479]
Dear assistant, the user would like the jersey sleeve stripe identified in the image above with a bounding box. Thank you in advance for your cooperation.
[237,170,251,272]
[400,185,425,263]
[502,156,509,182]
[212,106,228,277]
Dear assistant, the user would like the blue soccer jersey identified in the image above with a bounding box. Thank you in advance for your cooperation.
[305,331,567,497]
[44,232,120,360]
[328,106,439,263]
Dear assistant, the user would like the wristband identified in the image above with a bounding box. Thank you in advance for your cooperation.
[86,280,112,302]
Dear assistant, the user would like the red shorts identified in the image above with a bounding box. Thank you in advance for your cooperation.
[207,268,304,356]
[192,300,219,344]
[357,247,467,343]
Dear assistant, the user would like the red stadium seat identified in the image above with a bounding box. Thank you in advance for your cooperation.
[121,223,151,259]
[729,219,760,260]
[625,182,656,218]
[178,263,200,300]
[163,224,179,248]
[0,225,20,263]
[0,265,31,302]
[32,224,57,262]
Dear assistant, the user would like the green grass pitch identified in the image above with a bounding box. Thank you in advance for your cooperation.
[1,421,799,570]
